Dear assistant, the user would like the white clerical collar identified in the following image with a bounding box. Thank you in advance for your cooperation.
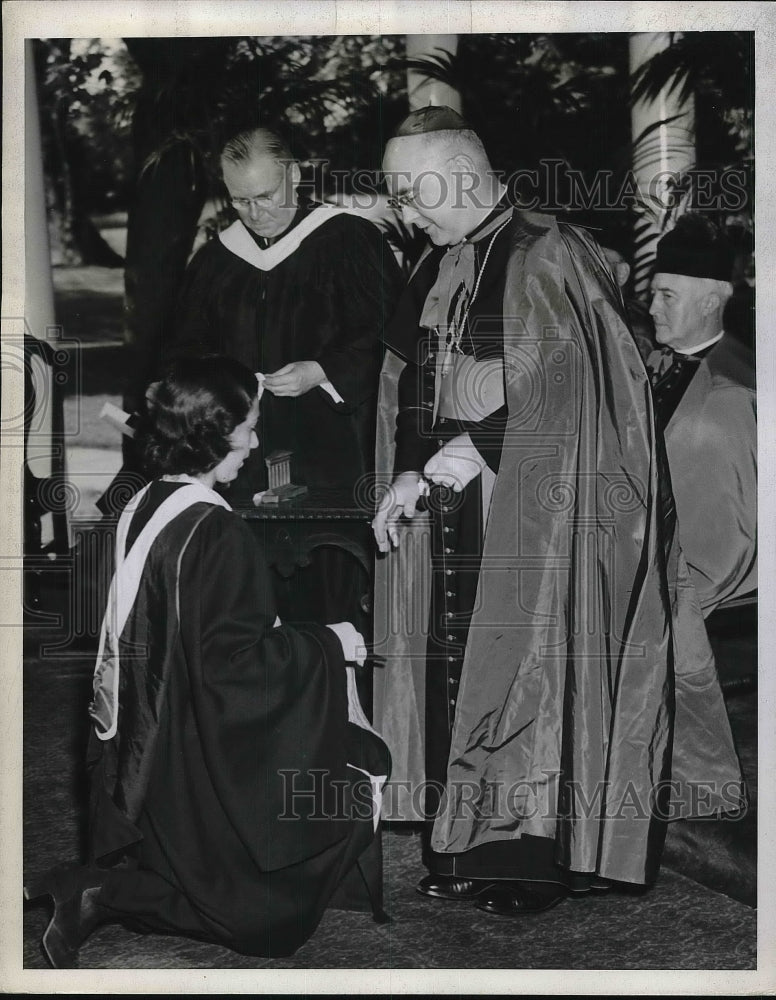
[680,331,724,356]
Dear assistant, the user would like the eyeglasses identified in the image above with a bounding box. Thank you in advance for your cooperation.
[387,188,419,212]
[229,173,287,209]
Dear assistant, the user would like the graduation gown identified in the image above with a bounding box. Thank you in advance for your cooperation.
[374,209,744,886]
[170,204,403,499]
[88,480,389,957]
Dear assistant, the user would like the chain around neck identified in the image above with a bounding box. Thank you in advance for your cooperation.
[443,216,511,369]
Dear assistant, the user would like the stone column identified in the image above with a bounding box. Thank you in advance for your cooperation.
[406,34,461,111]
[25,39,67,548]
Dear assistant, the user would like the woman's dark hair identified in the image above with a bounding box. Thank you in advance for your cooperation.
[138,355,258,477]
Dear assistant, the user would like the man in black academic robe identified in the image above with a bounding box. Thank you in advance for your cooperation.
[170,127,403,503]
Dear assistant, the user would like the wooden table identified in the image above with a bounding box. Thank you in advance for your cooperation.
[236,490,377,713]
[27,490,379,714]
[234,489,373,588]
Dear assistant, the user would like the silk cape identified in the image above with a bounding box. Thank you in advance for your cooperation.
[374,210,743,884]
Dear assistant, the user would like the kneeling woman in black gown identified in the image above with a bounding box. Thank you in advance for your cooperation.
[25,355,389,967]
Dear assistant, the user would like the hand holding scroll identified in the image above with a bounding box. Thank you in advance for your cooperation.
[264,361,326,397]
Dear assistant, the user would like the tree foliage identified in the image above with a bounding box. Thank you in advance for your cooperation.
[630,31,753,226]
[35,31,753,321]
[35,35,408,259]
[122,35,407,207]
[34,37,138,263]
[404,34,629,209]
[404,30,753,286]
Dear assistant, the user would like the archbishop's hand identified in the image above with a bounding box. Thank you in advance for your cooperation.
[371,471,422,552]
[264,360,326,397]
[424,433,486,492]
[326,621,366,666]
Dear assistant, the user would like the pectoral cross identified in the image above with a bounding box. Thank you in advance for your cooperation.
[439,325,464,378]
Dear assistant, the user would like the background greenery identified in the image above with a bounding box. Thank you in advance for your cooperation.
[34,30,754,395]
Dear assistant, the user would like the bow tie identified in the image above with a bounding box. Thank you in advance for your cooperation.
[649,348,701,383]
[419,241,477,334]
[419,206,513,334]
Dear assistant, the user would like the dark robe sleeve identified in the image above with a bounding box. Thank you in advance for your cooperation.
[178,508,353,871]
[392,351,506,475]
[167,241,223,360]
[464,406,507,474]
[393,352,437,475]
[313,215,402,410]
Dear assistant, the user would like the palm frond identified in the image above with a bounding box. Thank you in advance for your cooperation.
[630,31,751,110]
[378,212,429,276]
[404,49,461,89]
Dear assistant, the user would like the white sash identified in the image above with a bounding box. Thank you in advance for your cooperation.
[90,480,386,825]
[90,482,231,740]
[220,211,348,404]
[218,206,350,272]
[345,666,388,831]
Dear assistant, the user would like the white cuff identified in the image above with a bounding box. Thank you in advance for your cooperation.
[320,380,345,404]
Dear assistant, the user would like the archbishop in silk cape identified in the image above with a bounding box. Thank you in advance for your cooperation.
[89,479,389,957]
[375,210,743,885]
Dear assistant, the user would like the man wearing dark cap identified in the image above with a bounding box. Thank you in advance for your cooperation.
[648,214,756,615]
[372,108,743,916]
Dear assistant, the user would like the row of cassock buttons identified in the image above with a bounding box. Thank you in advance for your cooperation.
[429,362,461,715]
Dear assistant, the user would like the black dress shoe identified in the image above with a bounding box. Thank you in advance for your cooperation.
[24,865,110,968]
[475,881,567,917]
[416,874,494,901]
[568,875,613,896]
